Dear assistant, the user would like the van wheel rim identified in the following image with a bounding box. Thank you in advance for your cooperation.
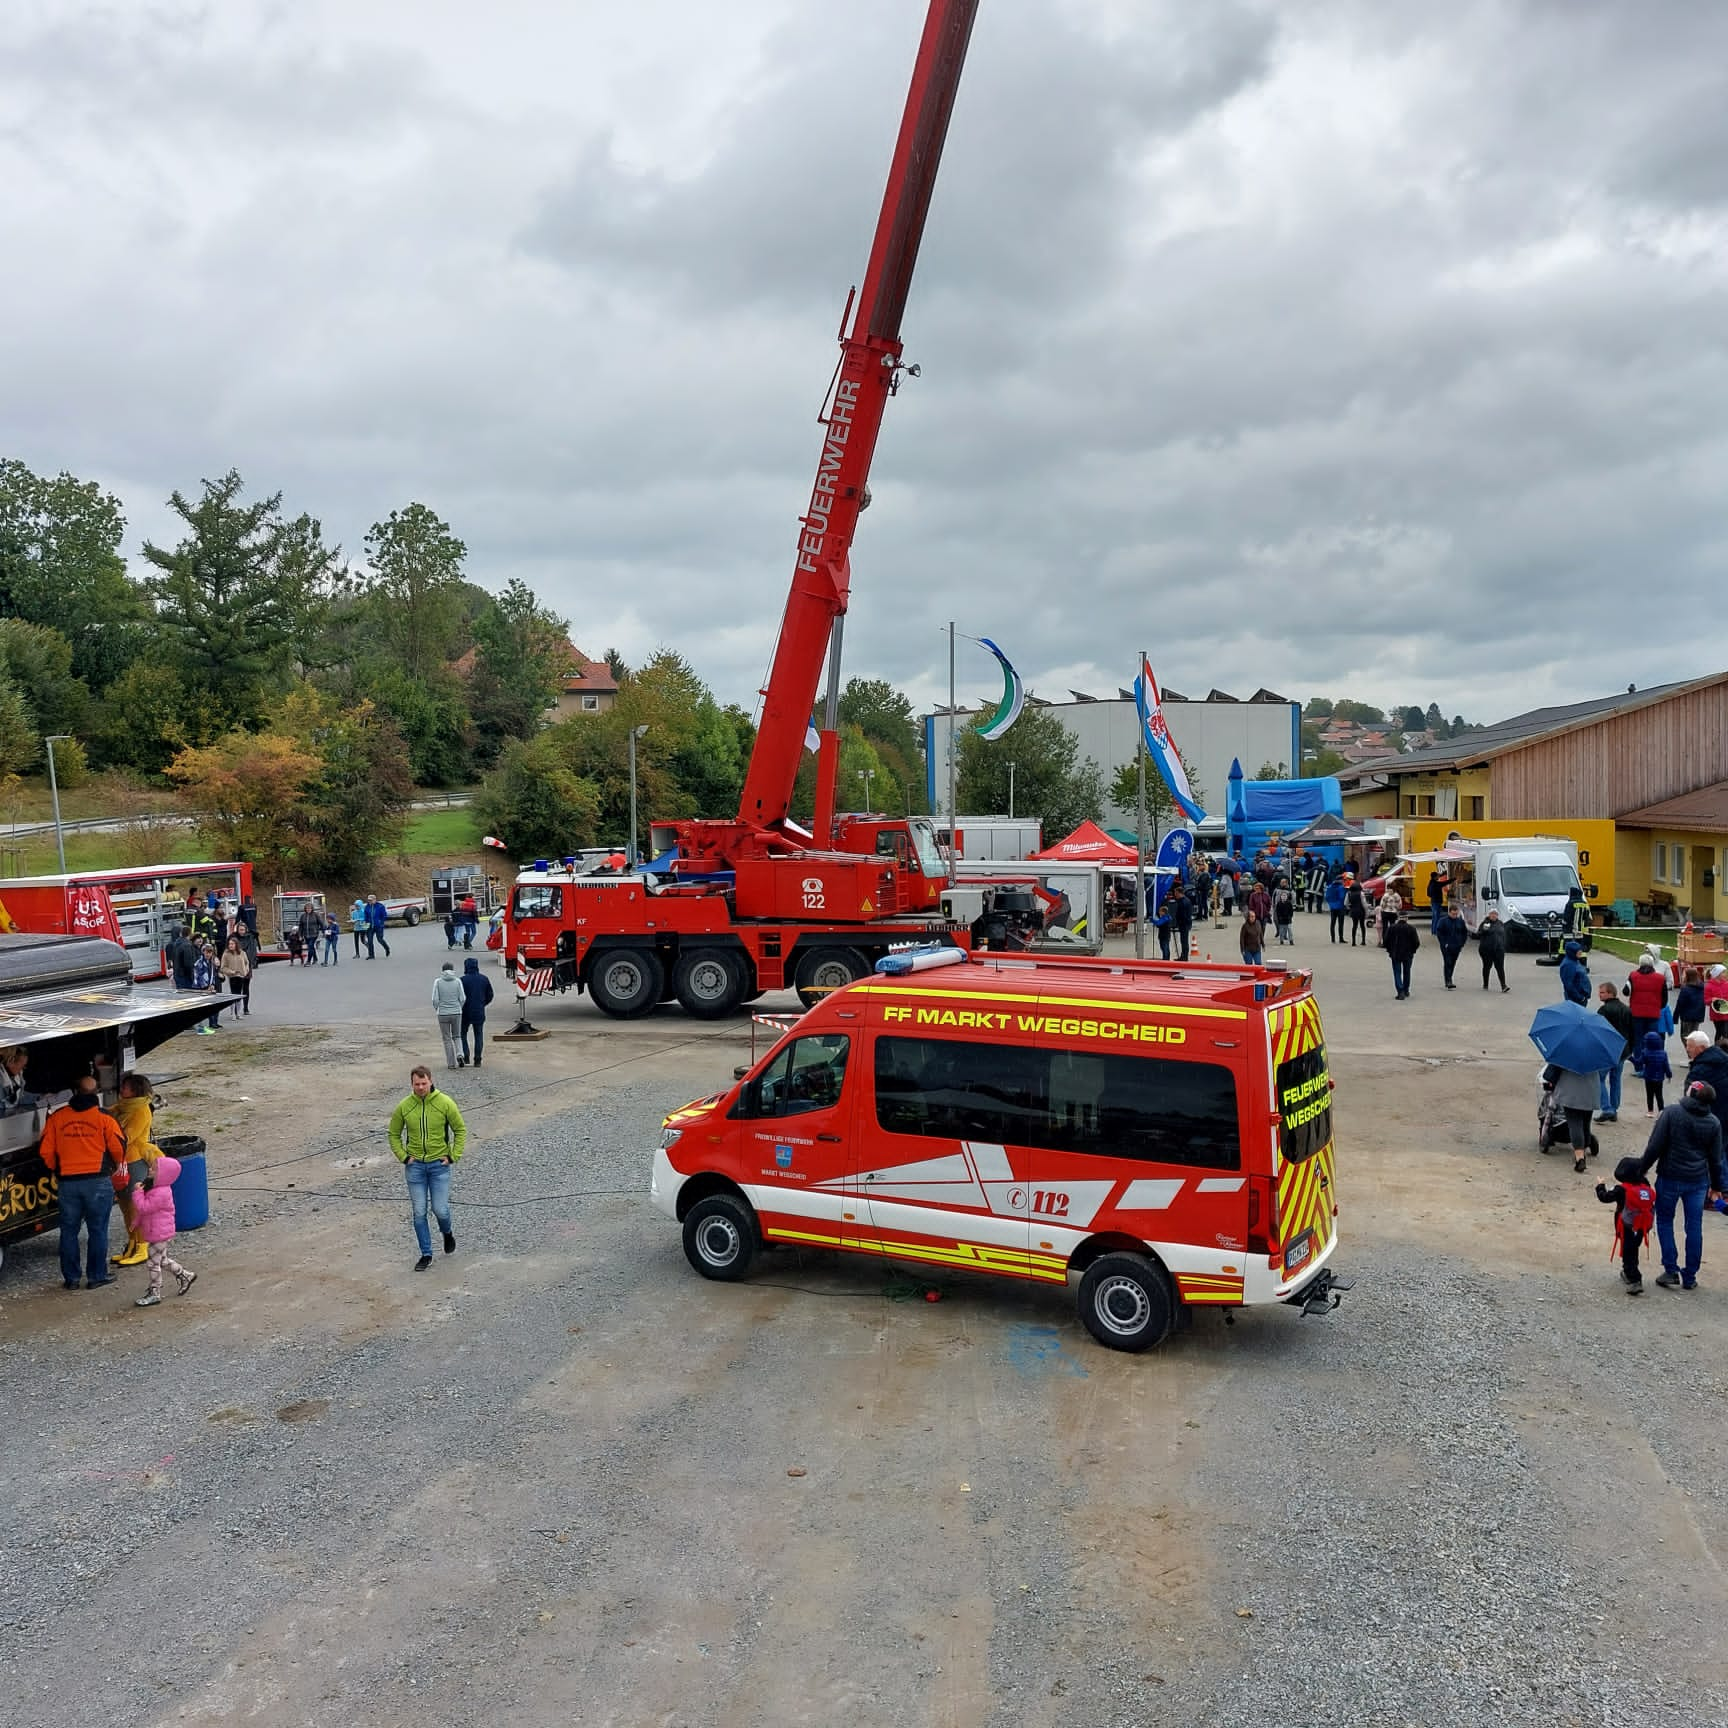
[688,959,731,1001]
[1094,1275,1151,1336]
[697,1218,740,1265]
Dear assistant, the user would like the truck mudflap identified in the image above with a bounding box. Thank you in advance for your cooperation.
[1286,1266,1354,1317]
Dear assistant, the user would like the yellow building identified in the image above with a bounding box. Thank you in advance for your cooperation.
[1615,785,1728,923]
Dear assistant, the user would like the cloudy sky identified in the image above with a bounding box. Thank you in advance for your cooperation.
[4,0,1726,725]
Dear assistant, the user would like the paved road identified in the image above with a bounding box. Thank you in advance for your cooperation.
[2,917,1724,1725]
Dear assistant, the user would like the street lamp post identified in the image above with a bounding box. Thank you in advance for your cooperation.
[627,725,649,866]
[1008,762,1016,821]
[44,735,70,872]
[858,767,875,810]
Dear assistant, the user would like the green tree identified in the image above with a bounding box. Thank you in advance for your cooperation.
[166,729,321,873]
[467,578,570,766]
[0,459,147,687]
[615,650,748,820]
[353,659,473,786]
[0,619,89,738]
[1255,760,1288,780]
[838,676,926,814]
[1303,696,1335,719]
[272,687,415,882]
[1400,704,1426,731]
[473,732,601,860]
[361,503,466,682]
[143,470,345,725]
[1424,702,1444,733]
[0,671,38,775]
[956,704,1102,835]
[89,661,228,775]
[1331,699,1385,725]
[604,647,629,681]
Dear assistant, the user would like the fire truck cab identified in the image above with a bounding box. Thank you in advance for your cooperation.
[651,948,1347,1351]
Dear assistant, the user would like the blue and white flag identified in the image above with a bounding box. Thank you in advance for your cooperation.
[972,637,1024,741]
[1151,826,1193,911]
[804,720,821,754]
[1134,656,1206,824]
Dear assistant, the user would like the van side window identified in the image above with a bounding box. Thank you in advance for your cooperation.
[874,1036,1239,1170]
[743,1034,850,1118]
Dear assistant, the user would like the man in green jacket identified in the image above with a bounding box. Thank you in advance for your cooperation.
[389,1065,468,1271]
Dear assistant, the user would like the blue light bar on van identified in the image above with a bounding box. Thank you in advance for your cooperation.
[875,946,967,976]
[533,860,549,871]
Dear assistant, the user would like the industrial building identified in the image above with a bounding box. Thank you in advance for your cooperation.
[924,688,1301,824]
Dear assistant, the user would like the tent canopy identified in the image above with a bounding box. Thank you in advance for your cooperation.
[1032,820,1140,865]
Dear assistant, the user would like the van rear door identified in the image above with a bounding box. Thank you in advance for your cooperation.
[1267,997,1337,1284]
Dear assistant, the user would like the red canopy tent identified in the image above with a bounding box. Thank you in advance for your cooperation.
[1031,821,1140,865]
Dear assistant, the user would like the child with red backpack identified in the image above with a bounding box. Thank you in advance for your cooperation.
[1596,1156,1656,1294]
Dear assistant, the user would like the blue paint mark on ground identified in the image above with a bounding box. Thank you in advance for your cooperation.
[1003,1322,1088,1378]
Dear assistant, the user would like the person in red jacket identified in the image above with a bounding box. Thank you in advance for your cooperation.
[38,1077,127,1291]
[1625,953,1669,1055]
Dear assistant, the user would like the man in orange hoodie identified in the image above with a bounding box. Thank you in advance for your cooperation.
[38,1077,127,1290]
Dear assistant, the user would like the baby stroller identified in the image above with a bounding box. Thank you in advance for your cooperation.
[1537,1063,1599,1157]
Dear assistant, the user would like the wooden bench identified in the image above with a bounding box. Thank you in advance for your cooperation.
[1635,887,1677,923]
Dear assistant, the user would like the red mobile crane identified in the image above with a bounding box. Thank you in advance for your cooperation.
[508,0,980,1018]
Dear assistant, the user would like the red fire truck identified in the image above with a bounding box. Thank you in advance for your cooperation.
[507,0,983,1019]
[651,948,1350,1351]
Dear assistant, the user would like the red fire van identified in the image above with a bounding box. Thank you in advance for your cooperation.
[650,949,1347,1351]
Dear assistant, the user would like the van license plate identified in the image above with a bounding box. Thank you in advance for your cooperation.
[1284,1232,1313,1274]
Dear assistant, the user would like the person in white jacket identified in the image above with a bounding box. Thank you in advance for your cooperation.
[431,963,466,1071]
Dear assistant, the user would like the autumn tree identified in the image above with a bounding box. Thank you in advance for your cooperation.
[166,731,320,872]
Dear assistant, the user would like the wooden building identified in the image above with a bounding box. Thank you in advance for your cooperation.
[1338,673,1728,915]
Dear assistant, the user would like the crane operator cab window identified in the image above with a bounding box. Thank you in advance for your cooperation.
[737,1034,850,1118]
[512,883,564,921]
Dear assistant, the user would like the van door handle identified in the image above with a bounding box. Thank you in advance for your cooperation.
[818,1132,842,1143]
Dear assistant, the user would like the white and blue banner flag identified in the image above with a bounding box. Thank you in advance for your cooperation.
[972,637,1024,742]
[1134,656,1206,824]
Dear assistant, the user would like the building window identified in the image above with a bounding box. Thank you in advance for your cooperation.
[581,694,600,712]
[1673,847,1686,887]
[1404,796,1417,816]
[1653,843,1667,883]
[1419,795,1436,816]
[1466,796,1485,821]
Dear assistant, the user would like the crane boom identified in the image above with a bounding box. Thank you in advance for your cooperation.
[736,0,979,833]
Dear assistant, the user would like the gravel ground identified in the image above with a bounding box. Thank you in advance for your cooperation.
[2,919,1725,1725]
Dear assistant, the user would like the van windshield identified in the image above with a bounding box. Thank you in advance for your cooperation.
[1276,1046,1332,1165]
[1497,865,1577,897]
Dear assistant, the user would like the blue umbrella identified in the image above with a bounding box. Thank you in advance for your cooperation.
[1528,1001,1626,1073]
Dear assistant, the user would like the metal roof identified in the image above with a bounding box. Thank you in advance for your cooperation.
[1617,780,1728,833]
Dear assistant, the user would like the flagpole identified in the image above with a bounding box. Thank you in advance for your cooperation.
[1135,649,1147,960]
[947,620,957,885]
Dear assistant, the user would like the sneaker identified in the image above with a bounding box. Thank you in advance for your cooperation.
[1501,985,1511,993]
[86,1277,113,1288]
[1656,1272,1682,1288]
[176,1271,197,1296]
[443,1231,456,1254]
[414,1254,433,1271]
[63,1280,79,1291]
[1682,1279,1698,1290]
[1573,1157,1587,1173]
[134,1292,161,1307]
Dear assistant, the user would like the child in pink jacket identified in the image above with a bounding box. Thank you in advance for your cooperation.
[132,1153,198,1307]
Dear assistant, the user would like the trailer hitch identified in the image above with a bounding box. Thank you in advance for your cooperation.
[1290,1267,1354,1317]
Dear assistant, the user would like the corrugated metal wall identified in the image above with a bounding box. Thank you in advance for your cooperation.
[1490,682,1728,818]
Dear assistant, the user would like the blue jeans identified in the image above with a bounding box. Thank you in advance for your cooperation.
[1655,1178,1708,1282]
[1391,958,1412,995]
[462,1013,485,1062]
[323,934,339,964]
[405,1159,453,1257]
[1241,948,1263,965]
[57,1173,113,1285]
[1599,1063,1623,1116]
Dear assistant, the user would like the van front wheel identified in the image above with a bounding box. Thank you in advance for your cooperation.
[682,1194,758,1282]
[1078,1253,1173,1352]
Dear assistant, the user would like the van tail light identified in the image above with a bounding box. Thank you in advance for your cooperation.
[1247,1174,1279,1257]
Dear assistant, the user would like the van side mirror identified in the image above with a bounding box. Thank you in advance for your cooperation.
[1482,885,1497,901]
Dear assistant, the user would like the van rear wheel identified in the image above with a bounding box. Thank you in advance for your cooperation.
[682,1194,757,1281]
[1078,1253,1173,1352]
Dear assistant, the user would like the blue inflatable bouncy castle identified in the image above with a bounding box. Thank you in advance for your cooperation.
[1224,759,1344,864]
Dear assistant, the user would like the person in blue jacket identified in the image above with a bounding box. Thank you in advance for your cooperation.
[459,955,495,1068]
[1435,903,1469,988]
[1325,875,1347,944]
[1559,940,1592,1006]
[367,894,392,959]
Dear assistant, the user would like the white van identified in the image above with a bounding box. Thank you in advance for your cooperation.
[1462,838,1583,947]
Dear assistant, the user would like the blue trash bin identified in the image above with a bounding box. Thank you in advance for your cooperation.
[160,1134,209,1231]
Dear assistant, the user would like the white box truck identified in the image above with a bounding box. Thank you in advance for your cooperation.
[1458,836,1584,948]
[939,817,1043,861]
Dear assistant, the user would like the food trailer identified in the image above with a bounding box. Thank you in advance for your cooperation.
[0,932,234,1271]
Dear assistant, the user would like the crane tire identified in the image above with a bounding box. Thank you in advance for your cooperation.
[588,948,664,1018]
[674,949,745,1018]
[792,947,869,1011]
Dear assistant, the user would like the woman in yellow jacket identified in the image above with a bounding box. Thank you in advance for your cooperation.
[110,1071,160,1266]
